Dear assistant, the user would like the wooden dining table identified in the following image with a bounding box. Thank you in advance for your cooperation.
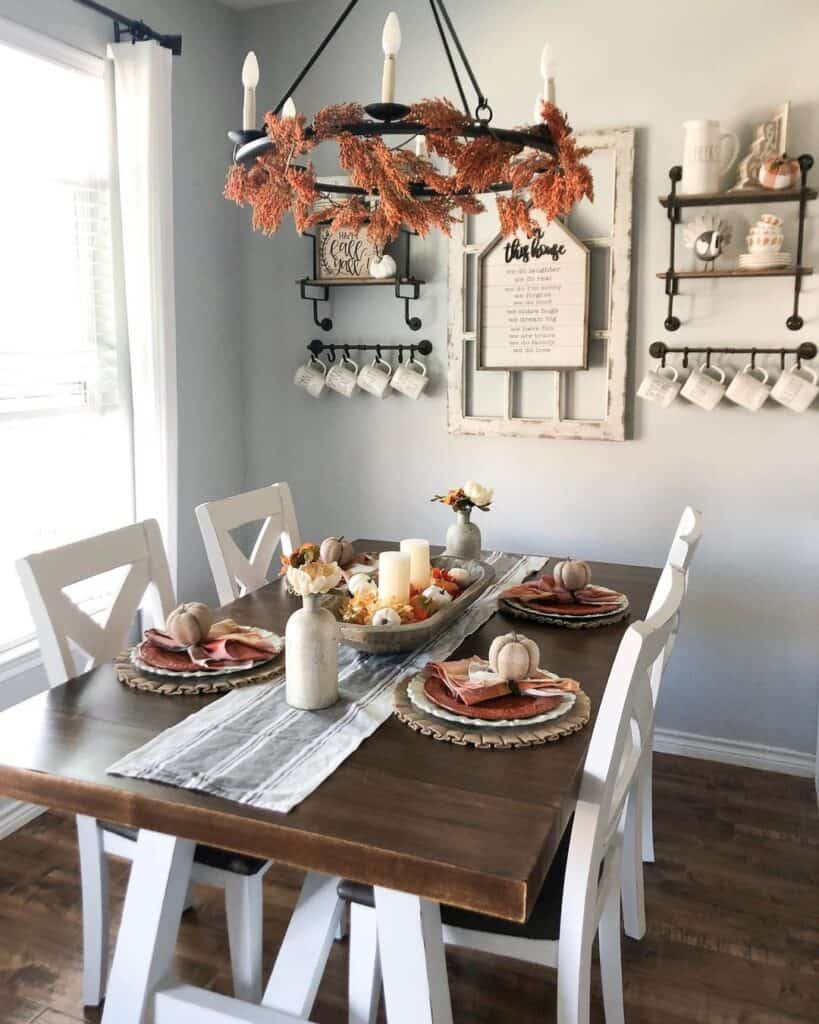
[0,543,659,1024]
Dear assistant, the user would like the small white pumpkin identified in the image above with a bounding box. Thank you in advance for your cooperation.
[348,573,376,598]
[369,253,397,279]
[166,602,213,646]
[320,536,355,567]
[422,585,452,609]
[446,567,471,588]
[488,632,540,682]
[371,607,401,626]
[553,558,592,593]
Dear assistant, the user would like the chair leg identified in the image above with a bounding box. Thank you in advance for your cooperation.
[224,872,264,1003]
[621,787,646,941]
[76,815,109,1007]
[183,879,197,913]
[349,903,381,1024]
[639,748,655,863]
[598,872,626,1024]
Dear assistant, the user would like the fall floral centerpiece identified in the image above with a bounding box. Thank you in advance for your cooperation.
[432,481,493,560]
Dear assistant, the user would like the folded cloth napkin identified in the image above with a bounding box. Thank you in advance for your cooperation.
[143,619,282,672]
[425,656,580,706]
[501,574,625,615]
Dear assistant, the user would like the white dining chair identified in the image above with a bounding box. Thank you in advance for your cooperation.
[196,482,300,606]
[16,520,271,1006]
[337,567,687,1024]
[621,507,703,940]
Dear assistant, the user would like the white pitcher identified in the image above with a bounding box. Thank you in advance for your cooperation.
[681,120,739,194]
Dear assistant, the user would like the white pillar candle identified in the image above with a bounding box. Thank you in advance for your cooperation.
[400,538,431,590]
[378,551,411,605]
[242,51,259,131]
[381,12,401,104]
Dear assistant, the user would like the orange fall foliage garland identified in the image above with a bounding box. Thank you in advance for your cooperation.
[225,98,594,248]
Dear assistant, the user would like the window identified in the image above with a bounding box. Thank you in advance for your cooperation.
[0,22,134,655]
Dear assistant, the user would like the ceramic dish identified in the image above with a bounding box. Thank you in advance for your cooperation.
[406,673,576,728]
[335,556,496,653]
[131,628,284,678]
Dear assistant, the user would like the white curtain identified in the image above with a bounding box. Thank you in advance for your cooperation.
[108,41,178,587]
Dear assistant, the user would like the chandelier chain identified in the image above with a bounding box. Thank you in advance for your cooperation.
[427,0,470,116]
[431,0,490,117]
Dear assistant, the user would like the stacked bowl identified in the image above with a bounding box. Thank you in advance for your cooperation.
[739,213,790,270]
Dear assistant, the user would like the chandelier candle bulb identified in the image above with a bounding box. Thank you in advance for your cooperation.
[378,551,411,605]
[399,539,431,590]
[282,96,296,119]
[415,134,429,159]
[241,50,259,131]
[381,11,401,103]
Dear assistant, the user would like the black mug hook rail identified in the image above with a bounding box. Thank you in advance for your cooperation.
[649,341,817,371]
[308,340,433,363]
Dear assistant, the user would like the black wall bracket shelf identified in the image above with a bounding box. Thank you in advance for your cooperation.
[297,228,425,332]
[659,154,815,332]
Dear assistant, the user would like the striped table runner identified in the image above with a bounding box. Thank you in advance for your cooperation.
[108,552,544,813]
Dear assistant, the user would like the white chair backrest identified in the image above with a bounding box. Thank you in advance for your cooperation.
[665,505,703,576]
[196,482,300,605]
[16,519,176,687]
[558,566,686,983]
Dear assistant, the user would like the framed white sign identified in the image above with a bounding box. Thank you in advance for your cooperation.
[447,127,635,441]
[317,226,378,280]
[476,212,590,371]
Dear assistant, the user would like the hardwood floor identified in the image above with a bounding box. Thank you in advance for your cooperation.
[0,754,816,1023]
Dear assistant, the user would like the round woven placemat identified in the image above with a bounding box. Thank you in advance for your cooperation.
[393,676,590,749]
[498,597,630,630]
[115,651,284,696]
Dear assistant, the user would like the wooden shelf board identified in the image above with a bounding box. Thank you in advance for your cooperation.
[655,266,813,280]
[297,277,425,288]
[659,187,817,209]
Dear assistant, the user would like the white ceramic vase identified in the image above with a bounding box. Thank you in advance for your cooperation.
[285,594,339,710]
[445,509,482,560]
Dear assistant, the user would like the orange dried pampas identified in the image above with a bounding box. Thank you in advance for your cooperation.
[224,97,593,246]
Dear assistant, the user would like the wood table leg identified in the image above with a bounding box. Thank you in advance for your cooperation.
[374,888,453,1024]
[262,871,343,1018]
[101,829,195,1024]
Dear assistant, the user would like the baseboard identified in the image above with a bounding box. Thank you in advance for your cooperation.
[654,727,815,778]
[0,800,44,840]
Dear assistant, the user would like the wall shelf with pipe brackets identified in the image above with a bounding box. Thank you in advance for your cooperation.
[296,228,425,333]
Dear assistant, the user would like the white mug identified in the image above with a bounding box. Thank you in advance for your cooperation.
[681,119,740,194]
[726,364,770,411]
[326,354,359,398]
[681,363,727,410]
[637,365,681,408]
[294,356,327,398]
[770,365,819,413]
[357,355,393,398]
[390,357,429,399]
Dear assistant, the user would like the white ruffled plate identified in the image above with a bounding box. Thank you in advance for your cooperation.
[407,673,576,729]
[131,628,284,678]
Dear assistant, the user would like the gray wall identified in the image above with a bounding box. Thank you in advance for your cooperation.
[238,0,819,755]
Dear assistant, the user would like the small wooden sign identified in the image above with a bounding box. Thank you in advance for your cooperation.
[476,210,590,371]
[317,226,378,280]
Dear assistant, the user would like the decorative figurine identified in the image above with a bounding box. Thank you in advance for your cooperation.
[732,102,790,190]
[758,154,800,191]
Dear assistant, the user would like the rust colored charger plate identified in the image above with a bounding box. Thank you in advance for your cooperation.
[423,677,563,721]
[499,597,630,630]
[115,650,284,696]
[395,676,590,749]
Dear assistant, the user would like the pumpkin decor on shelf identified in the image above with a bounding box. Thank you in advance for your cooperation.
[319,536,355,568]
[369,253,397,279]
[166,602,214,646]
[488,633,540,682]
[758,154,800,191]
[553,558,592,595]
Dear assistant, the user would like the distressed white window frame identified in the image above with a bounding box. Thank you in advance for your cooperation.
[447,127,635,441]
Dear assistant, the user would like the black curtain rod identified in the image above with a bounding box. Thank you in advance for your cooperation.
[71,0,181,55]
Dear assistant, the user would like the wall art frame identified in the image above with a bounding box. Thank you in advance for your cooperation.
[447,126,635,441]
